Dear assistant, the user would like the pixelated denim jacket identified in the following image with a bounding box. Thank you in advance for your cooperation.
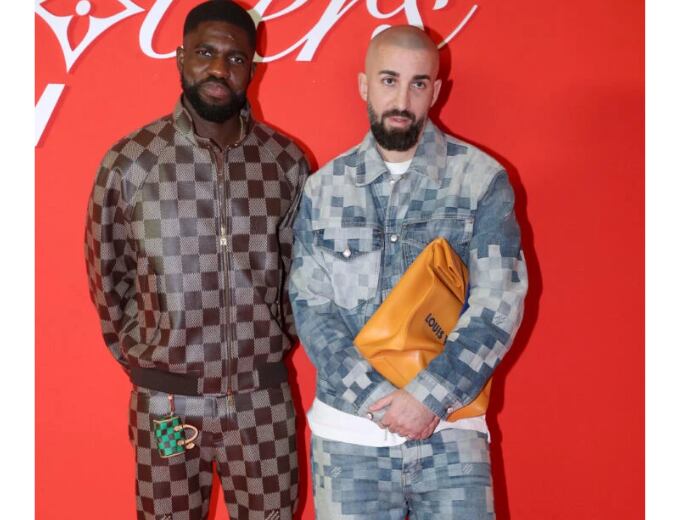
[289,120,528,420]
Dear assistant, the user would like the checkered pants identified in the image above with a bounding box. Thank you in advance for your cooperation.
[312,429,494,519]
[129,384,298,520]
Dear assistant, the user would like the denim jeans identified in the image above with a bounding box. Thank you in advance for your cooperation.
[311,428,494,519]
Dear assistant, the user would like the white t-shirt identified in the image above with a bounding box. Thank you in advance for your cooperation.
[307,398,489,447]
[384,159,412,176]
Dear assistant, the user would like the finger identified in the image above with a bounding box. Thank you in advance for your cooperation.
[385,423,401,435]
[379,416,393,430]
[385,420,405,436]
[412,426,429,440]
[369,395,394,412]
[426,417,439,430]
[406,430,420,440]
[413,426,434,440]
[423,418,439,436]
[413,418,438,440]
[379,410,397,427]
[394,424,419,438]
[425,418,439,435]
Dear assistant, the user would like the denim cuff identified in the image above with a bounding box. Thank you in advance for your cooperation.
[355,379,397,423]
[404,370,462,419]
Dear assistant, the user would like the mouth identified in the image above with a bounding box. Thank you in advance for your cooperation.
[199,81,231,102]
[382,110,416,130]
[385,115,414,128]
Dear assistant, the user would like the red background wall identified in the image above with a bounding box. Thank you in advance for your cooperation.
[36,1,644,518]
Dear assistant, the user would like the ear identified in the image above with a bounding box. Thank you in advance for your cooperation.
[176,46,184,73]
[358,72,368,102]
[431,78,442,107]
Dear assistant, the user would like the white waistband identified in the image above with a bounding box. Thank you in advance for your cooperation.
[307,398,489,447]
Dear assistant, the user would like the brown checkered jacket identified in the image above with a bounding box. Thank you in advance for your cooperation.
[85,100,309,395]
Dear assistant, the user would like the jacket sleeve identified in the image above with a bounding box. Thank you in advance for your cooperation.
[278,157,310,342]
[289,188,397,416]
[404,171,528,418]
[84,152,138,373]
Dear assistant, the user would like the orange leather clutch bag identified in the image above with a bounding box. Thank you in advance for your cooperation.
[354,237,491,422]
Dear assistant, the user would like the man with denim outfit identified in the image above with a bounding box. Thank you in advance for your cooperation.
[85,2,308,518]
[289,26,528,518]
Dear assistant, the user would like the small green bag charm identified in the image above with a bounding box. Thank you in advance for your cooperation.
[152,395,199,458]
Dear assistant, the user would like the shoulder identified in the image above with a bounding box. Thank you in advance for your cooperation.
[440,132,508,200]
[443,133,503,173]
[304,142,362,195]
[94,114,176,207]
[251,121,308,175]
[100,114,176,176]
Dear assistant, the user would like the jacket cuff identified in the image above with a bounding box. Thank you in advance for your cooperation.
[355,379,397,422]
[404,370,463,419]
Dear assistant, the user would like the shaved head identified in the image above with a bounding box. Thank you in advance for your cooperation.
[358,25,442,159]
[366,25,440,78]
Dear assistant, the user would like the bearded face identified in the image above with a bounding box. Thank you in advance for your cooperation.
[181,74,247,123]
[368,103,425,151]
[177,20,254,124]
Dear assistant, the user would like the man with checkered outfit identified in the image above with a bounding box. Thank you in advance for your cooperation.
[85,2,308,518]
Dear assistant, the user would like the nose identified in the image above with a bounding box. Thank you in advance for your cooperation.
[394,83,411,112]
[207,57,229,79]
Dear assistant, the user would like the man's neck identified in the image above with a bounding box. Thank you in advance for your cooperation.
[377,146,416,163]
[183,96,243,151]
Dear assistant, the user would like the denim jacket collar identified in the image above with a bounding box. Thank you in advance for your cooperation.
[351,119,448,187]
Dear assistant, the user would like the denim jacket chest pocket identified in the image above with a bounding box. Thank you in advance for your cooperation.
[313,225,383,310]
[400,211,474,268]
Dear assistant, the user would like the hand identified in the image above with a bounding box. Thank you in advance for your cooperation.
[369,390,440,440]
[413,414,440,440]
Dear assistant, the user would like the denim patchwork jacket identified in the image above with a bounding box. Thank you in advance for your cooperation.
[289,120,528,419]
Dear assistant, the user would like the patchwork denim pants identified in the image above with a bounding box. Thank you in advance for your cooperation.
[312,429,494,519]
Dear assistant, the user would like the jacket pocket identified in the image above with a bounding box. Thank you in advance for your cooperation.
[134,255,165,345]
[401,212,474,268]
[314,226,383,310]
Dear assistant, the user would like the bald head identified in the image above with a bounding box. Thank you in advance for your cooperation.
[366,25,440,78]
[358,25,443,159]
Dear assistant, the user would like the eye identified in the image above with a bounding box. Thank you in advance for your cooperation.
[196,48,212,57]
[412,80,427,89]
[229,55,245,65]
[381,77,396,86]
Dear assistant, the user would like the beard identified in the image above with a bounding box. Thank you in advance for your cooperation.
[368,103,425,151]
[181,75,247,123]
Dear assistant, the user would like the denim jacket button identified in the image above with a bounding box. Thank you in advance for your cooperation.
[390,234,399,243]
[342,247,352,258]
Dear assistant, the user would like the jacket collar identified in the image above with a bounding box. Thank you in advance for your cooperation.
[351,119,448,186]
[172,97,253,146]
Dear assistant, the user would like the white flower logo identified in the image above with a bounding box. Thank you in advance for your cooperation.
[36,0,145,72]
